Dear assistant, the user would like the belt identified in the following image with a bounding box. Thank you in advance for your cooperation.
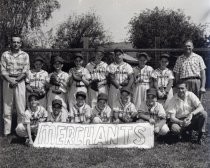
[52,90,62,94]
[9,74,19,77]
[182,77,200,80]
[76,84,85,87]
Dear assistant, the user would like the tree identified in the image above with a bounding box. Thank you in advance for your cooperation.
[128,7,208,48]
[0,0,60,49]
[53,12,111,48]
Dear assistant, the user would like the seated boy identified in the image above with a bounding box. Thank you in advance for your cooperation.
[113,87,137,123]
[16,93,48,146]
[47,99,68,122]
[92,93,112,123]
[69,91,92,123]
[136,88,169,136]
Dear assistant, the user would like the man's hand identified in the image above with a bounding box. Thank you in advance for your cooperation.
[72,72,82,81]
[9,79,18,88]
[26,85,34,93]
[154,126,160,133]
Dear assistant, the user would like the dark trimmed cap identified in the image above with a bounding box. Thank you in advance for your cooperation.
[114,48,124,54]
[34,56,44,63]
[146,88,157,97]
[52,99,62,107]
[95,47,105,53]
[52,56,64,64]
[98,93,108,101]
[160,53,170,59]
[120,87,132,95]
[136,52,150,60]
[76,91,86,99]
[28,92,39,101]
[74,53,84,60]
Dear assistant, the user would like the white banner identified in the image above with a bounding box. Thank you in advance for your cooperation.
[33,122,154,149]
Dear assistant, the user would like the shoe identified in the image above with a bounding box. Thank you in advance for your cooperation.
[196,132,206,145]
[4,134,14,144]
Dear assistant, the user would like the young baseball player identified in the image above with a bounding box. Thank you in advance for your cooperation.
[91,93,112,123]
[47,56,69,115]
[15,93,48,146]
[68,91,92,123]
[151,54,174,107]
[136,88,170,136]
[113,87,137,123]
[133,52,153,109]
[108,48,134,110]
[68,53,90,109]
[47,99,68,122]
[86,47,108,108]
[26,56,48,109]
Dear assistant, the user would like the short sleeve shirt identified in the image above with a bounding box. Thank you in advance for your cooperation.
[151,68,174,87]
[166,91,201,118]
[108,62,133,85]
[138,101,166,121]
[69,103,92,123]
[133,65,153,84]
[48,71,70,93]
[1,50,30,76]
[113,100,137,116]
[92,105,112,123]
[47,109,67,122]
[23,106,48,126]
[173,53,206,79]
[85,61,108,81]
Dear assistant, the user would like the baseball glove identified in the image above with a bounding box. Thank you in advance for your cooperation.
[50,74,60,86]
[119,112,133,123]
[90,80,99,91]
[33,88,45,99]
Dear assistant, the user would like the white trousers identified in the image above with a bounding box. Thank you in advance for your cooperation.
[3,79,26,135]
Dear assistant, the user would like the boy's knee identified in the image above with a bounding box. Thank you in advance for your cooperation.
[171,123,181,134]
[159,124,170,135]
[16,123,27,137]
[92,117,102,123]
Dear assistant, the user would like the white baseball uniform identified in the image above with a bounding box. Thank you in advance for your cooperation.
[26,69,48,108]
[151,68,174,106]
[108,62,133,109]
[86,61,108,107]
[92,104,112,123]
[67,67,91,109]
[1,50,30,135]
[47,71,69,114]
[133,65,153,109]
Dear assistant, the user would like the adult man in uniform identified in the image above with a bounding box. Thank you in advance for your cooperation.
[1,34,30,137]
[173,40,206,99]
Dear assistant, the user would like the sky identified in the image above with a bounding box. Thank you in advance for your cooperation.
[43,0,210,42]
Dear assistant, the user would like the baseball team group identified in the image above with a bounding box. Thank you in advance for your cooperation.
[1,34,208,146]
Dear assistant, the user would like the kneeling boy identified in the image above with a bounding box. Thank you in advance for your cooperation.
[69,91,92,123]
[92,93,112,123]
[16,93,48,146]
[136,88,169,136]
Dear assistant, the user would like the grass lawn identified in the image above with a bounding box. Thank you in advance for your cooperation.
[0,134,209,168]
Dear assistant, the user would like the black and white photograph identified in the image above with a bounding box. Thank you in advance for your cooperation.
[0,0,209,167]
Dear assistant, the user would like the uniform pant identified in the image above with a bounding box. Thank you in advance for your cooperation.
[16,123,38,137]
[3,79,26,135]
[88,85,108,108]
[108,85,120,110]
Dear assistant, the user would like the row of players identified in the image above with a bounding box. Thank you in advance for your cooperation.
[26,48,174,114]
[16,81,207,146]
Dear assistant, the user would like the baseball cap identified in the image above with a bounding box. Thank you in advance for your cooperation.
[52,99,62,107]
[28,92,39,102]
[76,91,86,99]
[52,56,64,64]
[136,52,150,60]
[74,53,84,60]
[114,48,124,54]
[34,56,44,63]
[146,88,157,97]
[160,53,170,60]
[97,93,108,101]
[120,87,132,95]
